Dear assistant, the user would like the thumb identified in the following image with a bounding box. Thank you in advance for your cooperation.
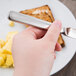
[43,20,62,46]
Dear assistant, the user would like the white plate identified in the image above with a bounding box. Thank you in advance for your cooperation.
[0,0,76,75]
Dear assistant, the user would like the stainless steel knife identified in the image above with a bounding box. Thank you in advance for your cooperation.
[8,11,76,39]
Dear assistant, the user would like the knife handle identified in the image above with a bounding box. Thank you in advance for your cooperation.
[8,11,52,29]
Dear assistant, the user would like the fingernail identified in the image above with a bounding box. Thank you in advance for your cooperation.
[54,53,56,59]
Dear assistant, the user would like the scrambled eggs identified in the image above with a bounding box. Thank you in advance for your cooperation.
[9,21,14,27]
[0,31,18,68]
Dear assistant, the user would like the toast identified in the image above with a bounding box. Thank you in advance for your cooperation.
[20,5,65,47]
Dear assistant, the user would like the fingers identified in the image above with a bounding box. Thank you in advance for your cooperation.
[54,43,62,59]
[23,26,46,39]
[43,20,62,46]
[55,43,62,51]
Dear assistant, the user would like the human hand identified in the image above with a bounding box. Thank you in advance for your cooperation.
[12,20,62,76]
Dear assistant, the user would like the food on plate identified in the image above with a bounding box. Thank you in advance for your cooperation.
[3,55,13,68]
[9,21,14,27]
[0,31,18,68]
[0,39,6,49]
[0,53,6,66]
[20,5,65,47]
[58,34,65,47]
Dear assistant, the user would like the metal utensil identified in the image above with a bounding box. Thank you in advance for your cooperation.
[8,11,76,39]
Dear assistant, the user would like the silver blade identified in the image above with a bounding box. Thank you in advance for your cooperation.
[8,11,51,29]
[65,28,76,39]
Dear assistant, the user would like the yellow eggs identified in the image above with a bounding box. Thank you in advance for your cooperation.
[0,39,6,48]
[0,49,12,55]
[9,21,14,27]
[25,25,29,28]
[0,53,6,66]
[0,31,18,68]
[5,55,14,67]
[6,31,18,42]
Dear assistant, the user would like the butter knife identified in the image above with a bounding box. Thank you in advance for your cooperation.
[8,11,76,39]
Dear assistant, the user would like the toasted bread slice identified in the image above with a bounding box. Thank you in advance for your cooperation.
[20,5,54,22]
[20,5,65,47]
[58,34,65,47]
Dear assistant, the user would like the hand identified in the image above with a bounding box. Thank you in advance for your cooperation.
[12,20,62,76]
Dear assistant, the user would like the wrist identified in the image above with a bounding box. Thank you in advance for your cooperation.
[13,54,54,76]
[14,66,50,76]
[14,67,26,76]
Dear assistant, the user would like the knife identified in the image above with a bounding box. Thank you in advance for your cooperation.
[8,11,76,39]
